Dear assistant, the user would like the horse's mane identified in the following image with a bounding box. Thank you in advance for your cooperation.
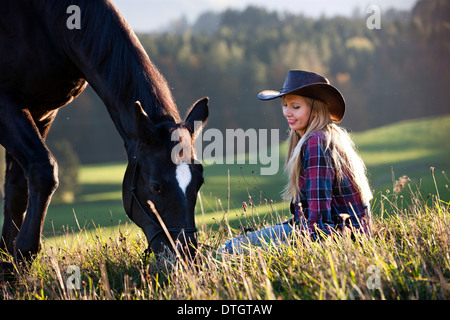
[38,0,181,123]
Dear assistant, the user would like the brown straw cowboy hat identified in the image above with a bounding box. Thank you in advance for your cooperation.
[257,70,346,123]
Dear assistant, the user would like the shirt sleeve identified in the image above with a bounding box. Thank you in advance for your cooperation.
[302,134,335,237]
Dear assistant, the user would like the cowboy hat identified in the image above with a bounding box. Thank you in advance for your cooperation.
[257,70,346,123]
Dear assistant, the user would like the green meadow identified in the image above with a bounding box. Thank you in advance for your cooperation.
[1,115,449,300]
[33,114,450,238]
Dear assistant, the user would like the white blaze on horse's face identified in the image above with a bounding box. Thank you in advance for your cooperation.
[176,162,192,195]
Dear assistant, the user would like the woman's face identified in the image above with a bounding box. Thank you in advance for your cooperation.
[282,94,313,135]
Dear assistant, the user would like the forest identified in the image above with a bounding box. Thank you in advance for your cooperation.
[0,0,449,191]
[45,0,449,164]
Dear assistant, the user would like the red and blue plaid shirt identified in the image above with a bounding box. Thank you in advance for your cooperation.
[292,131,370,240]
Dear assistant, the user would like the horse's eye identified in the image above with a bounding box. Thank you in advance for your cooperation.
[150,183,163,194]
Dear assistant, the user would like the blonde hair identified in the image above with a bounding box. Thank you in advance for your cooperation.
[281,96,372,204]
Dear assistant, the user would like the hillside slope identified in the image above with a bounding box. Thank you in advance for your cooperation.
[353,115,450,198]
[1,116,448,235]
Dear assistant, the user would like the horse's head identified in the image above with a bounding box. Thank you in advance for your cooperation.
[123,98,208,260]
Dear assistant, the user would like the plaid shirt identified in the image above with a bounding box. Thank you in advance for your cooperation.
[292,131,370,240]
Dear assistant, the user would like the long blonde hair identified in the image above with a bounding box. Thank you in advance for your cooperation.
[281,96,372,204]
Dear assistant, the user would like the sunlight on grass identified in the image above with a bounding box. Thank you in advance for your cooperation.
[80,191,123,202]
[360,148,444,166]
[2,183,448,300]
[79,163,126,184]
[195,194,291,228]
[2,116,449,300]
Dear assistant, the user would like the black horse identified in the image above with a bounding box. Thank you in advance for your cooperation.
[0,0,208,263]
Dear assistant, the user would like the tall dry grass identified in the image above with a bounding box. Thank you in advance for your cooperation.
[1,173,449,300]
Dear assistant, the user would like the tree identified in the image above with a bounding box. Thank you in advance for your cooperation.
[46,2,450,164]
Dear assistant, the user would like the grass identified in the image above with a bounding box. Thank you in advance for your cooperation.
[0,115,449,299]
[1,182,449,300]
[352,115,450,200]
[37,114,449,235]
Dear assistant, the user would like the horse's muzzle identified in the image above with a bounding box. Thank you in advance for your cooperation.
[148,230,197,261]
[175,231,197,260]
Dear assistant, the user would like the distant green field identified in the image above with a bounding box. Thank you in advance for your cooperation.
[353,115,450,199]
[1,115,449,238]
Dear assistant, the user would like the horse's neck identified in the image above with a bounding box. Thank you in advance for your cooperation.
[41,0,179,147]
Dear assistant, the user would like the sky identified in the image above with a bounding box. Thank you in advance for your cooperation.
[112,0,418,32]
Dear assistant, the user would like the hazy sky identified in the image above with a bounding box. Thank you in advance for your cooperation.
[112,0,417,32]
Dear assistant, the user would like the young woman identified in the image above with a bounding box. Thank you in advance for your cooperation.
[220,70,372,253]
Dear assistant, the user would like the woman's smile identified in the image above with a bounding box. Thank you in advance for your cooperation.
[282,94,313,135]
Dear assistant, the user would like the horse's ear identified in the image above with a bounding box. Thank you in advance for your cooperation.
[134,101,158,143]
[185,97,209,138]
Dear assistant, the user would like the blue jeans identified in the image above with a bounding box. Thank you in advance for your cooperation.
[219,220,295,254]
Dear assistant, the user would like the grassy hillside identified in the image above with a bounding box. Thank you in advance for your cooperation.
[353,115,450,198]
[1,115,449,237]
[1,116,449,300]
[3,166,449,300]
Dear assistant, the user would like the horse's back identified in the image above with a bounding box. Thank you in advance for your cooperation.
[0,1,87,113]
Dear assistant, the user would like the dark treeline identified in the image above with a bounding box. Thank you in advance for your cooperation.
[45,0,450,163]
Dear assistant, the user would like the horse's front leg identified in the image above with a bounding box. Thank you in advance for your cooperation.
[1,153,28,255]
[13,158,58,262]
[0,97,59,263]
